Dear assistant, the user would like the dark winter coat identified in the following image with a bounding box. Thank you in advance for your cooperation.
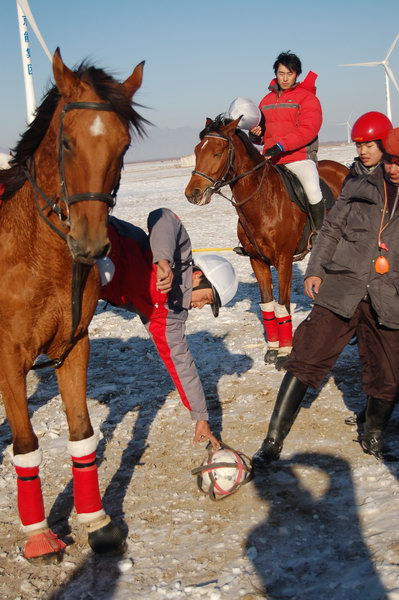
[343,157,380,186]
[305,164,399,329]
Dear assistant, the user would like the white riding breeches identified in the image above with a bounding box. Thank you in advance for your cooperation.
[284,159,323,205]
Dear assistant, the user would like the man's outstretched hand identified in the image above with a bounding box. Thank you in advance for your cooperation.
[194,420,220,450]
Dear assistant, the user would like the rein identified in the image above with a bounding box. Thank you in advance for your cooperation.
[27,101,121,370]
[193,132,270,262]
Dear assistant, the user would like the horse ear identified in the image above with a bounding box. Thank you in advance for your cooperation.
[123,61,145,98]
[205,118,213,127]
[52,47,81,99]
[224,116,242,134]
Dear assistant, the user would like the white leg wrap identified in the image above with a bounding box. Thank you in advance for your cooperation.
[274,302,290,318]
[13,448,42,468]
[259,301,275,312]
[277,346,292,357]
[68,432,99,457]
[23,519,49,535]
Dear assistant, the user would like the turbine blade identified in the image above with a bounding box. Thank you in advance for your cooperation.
[338,62,381,67]
[385,33,399,61]
[385,64,399,94]
[16,0,52,62]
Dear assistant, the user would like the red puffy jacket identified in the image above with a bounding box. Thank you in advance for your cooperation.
[258,71,322,165]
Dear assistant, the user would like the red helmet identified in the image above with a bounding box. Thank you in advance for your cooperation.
[351,111,393,143]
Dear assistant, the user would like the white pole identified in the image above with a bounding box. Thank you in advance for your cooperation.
[385,69,392,122]
[16,0,36,124]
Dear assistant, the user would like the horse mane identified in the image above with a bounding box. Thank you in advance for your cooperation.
[0,61,149,201]
[199,115,264,164]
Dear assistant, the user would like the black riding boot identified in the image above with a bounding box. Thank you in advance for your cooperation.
[360,396,394,459]
[309,200,325,232]
[253,372,308,467]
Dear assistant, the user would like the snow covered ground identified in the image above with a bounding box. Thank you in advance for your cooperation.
[1,143,399,599]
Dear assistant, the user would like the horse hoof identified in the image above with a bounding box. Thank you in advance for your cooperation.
[275,355,289,371]
[24,529,66,561]
[88,521,125,554]
[264,349,278,364]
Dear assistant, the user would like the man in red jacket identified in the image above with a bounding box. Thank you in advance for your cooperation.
[251,51,324,232]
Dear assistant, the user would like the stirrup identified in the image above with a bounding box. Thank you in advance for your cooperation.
[233,246,249,257]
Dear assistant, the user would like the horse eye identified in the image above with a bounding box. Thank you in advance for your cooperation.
[62,138,72,152]
[214,152,222,158]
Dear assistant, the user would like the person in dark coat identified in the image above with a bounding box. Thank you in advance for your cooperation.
[253,127,399,464]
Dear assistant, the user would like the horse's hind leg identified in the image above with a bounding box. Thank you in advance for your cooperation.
[0,357,66,559]
[275,254,295,370]
[250,258,279,365]
[56,334,124,554]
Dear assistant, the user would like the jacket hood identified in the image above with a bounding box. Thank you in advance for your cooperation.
[268,70,318,95]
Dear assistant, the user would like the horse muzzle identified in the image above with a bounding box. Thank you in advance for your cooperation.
[67,234,110,265]
[185,186,213,206]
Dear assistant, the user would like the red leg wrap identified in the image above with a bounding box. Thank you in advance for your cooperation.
[277,315,293,347]
[15,465,46,527]
[261,310,279,343]
[71,452,103,515]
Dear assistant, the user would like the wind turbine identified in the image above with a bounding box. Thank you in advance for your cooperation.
[338,33,399,122]
[337,112,352,144]
[15,0,52,124]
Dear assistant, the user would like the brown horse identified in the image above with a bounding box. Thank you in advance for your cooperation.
[0,49,146,559]
[185,116,348,369]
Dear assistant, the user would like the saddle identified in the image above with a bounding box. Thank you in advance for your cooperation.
[273,164,335,259]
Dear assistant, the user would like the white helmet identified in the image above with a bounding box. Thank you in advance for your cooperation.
[193,254,238,317]
[227,97,261,130]
[192,442,253,501]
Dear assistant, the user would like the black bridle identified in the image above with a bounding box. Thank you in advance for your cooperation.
[192,132,266,203]
[24,101,121,242]
[26,101,123,370]
[192,131,270,264]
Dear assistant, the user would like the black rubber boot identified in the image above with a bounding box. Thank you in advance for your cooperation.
[309,200,325,232]
[253,373,308,467]
[360,396,394,460]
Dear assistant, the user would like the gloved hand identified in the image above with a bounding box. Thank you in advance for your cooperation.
[263,142,284,158]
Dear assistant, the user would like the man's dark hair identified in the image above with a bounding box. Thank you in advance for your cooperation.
[273,51,302,76]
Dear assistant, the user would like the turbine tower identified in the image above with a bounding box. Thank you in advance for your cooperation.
[339,33,399,122]
[337,113,352,144]
[15,0,52,123]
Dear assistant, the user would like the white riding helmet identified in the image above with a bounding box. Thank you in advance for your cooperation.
[227,97,261,130]
[193,254,238,317]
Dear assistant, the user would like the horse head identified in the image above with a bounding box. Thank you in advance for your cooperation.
[185,116,241,206]
[47,49,145,264]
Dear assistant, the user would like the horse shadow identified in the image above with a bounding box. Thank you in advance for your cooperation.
[247,452,388,599]
[43,312,252,595]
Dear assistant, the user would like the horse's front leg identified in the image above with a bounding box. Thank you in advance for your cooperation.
[275,254,294,371]
[56,333,124,554]
[250,257,279,365]
[0,353,66,560]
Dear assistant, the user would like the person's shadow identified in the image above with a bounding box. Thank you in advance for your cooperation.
[247,452,388,599]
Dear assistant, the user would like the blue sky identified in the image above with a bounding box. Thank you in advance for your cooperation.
[1,0,399,160]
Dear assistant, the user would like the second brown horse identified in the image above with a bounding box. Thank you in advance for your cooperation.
[185,116,348,369]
